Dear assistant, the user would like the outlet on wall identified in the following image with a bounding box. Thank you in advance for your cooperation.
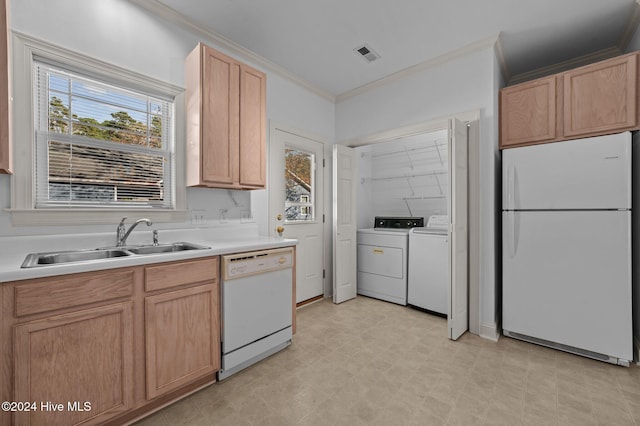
[240,210,255,223]
[218,209,228,224]
[190,209,205,225]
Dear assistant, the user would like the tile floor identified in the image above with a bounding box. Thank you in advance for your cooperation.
[135,296,640,425]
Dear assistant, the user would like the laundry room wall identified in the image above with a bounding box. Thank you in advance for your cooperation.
[355,144,373,228]
[355,129,449,229]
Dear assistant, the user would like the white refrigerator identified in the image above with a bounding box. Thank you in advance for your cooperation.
[502,132,632,365]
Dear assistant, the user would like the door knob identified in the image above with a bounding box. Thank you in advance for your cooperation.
[276,225,284,236]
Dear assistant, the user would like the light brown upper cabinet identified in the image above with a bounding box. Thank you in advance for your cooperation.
[499,75,560,148]
[500,52,640,149]
[0,0,11,174]
[563,54,637,137]
[185,43,266,189]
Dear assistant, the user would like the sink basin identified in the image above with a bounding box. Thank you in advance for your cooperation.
[21,248,132,268]
[20,242,210,268]
[126,242,209,255]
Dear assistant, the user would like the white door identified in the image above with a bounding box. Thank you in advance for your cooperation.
[502,210,632,360]
[448,118,468,340]
[502,132,631,210]
[333,144,357,304]
[269,128,325,303]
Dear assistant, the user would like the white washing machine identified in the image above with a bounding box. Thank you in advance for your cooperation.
[357,217,424,305]
[408,215,449,315]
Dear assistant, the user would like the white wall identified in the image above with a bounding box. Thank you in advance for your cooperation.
[355,145,373,228]
[625,22,640,53]
[336,47,501,338]
[492,45,506,337]
[1,0,334,238]
[355,129,449,229]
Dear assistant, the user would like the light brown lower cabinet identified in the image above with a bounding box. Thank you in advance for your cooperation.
[13,303,134,426]
[0,256,220,426]
[145,283,219,399]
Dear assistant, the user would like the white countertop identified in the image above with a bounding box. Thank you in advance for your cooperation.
[0,223,297,282]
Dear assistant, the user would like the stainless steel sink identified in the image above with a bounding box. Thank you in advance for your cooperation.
[21,248,132,268]
[126,242,209,255]
[21,242,210,268]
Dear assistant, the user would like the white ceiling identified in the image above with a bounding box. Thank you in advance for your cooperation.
[152,0,638,98]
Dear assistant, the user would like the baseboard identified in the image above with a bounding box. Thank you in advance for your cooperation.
[296,295,324,308]
[479,322,500,342]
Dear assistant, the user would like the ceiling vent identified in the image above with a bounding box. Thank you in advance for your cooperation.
[354,44,380,63]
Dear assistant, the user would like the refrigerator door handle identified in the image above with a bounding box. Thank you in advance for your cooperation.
[506,211,519,258]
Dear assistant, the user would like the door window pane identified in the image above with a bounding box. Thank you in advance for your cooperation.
[285,148,314,222]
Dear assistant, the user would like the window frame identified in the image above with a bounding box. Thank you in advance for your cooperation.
[284,146,316,223]
[9,32,187,225]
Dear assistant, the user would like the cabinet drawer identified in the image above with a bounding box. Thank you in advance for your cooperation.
[14,269,135,317]
[145,257,218,292]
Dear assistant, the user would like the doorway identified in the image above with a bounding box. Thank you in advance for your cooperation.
[269,127,325,304]
[333,117,469,339]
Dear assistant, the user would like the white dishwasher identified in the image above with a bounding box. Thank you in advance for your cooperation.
[219,247,293,380]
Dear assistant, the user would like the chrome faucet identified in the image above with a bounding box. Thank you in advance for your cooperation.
[116,217,153,247]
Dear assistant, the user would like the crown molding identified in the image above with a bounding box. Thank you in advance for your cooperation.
[494,32,511,83]
[508,46,622,85]
[130,0,336,102]
[618,0,640,51]
[336,33,501,103]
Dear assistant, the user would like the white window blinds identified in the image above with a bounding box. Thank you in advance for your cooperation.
[34,60,175,209]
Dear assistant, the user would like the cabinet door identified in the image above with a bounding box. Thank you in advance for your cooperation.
[564,54,638,137]
[200,45,240,186]
[0,0,11,174]
[13,303,134,426]
[500,75,558,148]
[239,64,266,188]
[145,283,219,399]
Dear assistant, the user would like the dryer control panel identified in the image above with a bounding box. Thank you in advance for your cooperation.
[374,216,424,229]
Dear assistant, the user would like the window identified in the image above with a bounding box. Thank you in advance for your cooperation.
[284,148,315,222]
[34,61,174,209]
[10,34,186,225]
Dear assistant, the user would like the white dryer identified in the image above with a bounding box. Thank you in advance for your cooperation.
[408,215,449,315]
[357,217,424,305]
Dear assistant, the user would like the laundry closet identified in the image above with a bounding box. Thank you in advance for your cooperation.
[354,128,451,315]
